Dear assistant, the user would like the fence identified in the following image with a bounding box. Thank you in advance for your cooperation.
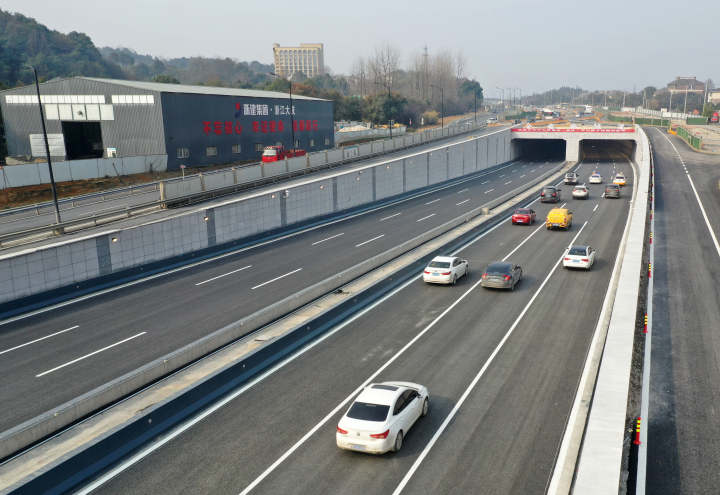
[674,126,703,149]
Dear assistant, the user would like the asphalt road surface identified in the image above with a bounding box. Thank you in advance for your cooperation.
[85,155,632,495]
[644,128,720,494]
[0,156,557,433]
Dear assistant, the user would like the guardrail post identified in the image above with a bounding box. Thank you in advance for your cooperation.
[306,154,311,169]
[232,167,238,184]
[159,181,167,204]
[199,172,206,192]
[325,150,329,164]
[284,156,289,173]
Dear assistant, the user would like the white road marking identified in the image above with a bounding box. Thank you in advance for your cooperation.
[251,268,303,290]
[0,325,79,356]
[392,221,589,495]
[593,204,599,212]
[481,181,489,185]
[502,224,544,261]
[416,213,436,222]
[355,234,385,247]
[195,265,252,286]
[504,181,512,185]
[74,197,542,495]
[530,169,536,173]
[425,198,442,205]
[499,174,505,178]
[456,199,470,206]
[520,174,526,178]
[657,130,720,258]
[484,189,495,194]
[36,332,147,378]
[311,233,344,246]
[457,188,469,194]
[379,212,402,222]
[237,218,551,495]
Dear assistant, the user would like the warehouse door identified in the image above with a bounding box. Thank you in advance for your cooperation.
[61,121,104,160]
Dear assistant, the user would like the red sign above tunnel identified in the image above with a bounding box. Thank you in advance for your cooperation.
[511,128,635,133]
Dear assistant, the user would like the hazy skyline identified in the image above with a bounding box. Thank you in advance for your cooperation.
[4,0,719,97]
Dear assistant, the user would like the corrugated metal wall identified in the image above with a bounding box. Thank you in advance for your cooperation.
[0,78,166,159]
[161,93,334,170]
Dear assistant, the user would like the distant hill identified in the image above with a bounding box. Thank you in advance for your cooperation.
[98,47,273,87]
[0,9,125,87]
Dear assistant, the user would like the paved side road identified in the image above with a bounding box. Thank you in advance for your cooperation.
[644,128,720,494]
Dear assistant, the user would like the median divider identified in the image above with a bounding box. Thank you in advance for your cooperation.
[0,161,573,493]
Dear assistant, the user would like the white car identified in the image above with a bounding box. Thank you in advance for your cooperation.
[423,256,469,285]
[564,172,579,185]
[589,172,603,184]
[486,117,498,124]
[336,382,429,454]
[572,185,589,199]
[563,245,596,270]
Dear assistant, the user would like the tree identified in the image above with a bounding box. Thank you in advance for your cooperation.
[152,74,180,84]
[369,43,400,95]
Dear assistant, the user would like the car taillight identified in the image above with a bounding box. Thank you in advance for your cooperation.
[482,273,487,278]
[504,275,511,281]
[424,270,430,274]
[582,258,589,262]
[540,193,545,196]
[337,426,348,435]
[564,257,571,261]
[370,429,390,439]
[551,193,556,197]
[441,271,451,275]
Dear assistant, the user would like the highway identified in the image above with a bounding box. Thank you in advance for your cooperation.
[0,121,489,241]
[643,128,720,494]
[0,155,556,433]
[83,152,633,494]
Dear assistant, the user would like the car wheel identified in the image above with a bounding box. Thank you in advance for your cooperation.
[422,398,429,417]
[452,274,457,286]
[394,431,404,452]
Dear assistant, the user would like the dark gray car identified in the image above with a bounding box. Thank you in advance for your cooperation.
[605,184,620,198]
[481,262,523,290]
[540,186,561,203]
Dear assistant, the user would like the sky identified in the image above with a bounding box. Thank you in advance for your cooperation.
[4,0,719,97]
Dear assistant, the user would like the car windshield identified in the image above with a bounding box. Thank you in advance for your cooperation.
[346,402,390,422]
[486,263,511,275]
[568,246,587,256]
[428,261,451,268]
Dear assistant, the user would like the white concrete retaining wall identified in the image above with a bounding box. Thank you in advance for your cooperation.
[0,128,515,305]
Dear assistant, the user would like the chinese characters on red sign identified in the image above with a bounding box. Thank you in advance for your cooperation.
[203,119,318,135]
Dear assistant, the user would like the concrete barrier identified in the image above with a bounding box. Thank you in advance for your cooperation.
[0,129,515,311]
[0,158,569,486]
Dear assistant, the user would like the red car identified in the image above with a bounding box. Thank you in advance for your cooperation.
[511,208,536,225]
[261,145,306,163]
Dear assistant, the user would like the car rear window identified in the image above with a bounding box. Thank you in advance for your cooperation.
[515,209,531,214]
[486,262,511,274]
[346,402,390,421]
[428,261,451,268]
[574,186,586,190]
[607,185,619,189]
[542,187,556,193]
[568,247,587,255]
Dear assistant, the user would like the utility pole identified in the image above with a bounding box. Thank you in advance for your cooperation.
[683,89,688,114]
[27,65,61,225]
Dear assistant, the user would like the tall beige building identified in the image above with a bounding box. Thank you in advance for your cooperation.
[273,43,324,79]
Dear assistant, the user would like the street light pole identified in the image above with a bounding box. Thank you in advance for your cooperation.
[27,65,61,225]
[270,72,296,150]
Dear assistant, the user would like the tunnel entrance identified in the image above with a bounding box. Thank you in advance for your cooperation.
[512,139,566,162]
[579,140,637,162]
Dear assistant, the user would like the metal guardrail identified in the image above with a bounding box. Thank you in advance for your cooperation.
[0,122,486,249]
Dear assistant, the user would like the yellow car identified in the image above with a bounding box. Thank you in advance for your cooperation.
[613,173,626,186]
[546,208,573,230]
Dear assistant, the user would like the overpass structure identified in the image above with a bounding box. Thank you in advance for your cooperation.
[512,125,639,162]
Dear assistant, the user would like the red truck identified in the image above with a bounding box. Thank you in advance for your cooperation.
[261,145,306,162]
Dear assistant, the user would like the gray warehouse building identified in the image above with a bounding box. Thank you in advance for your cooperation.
[0,77,334,172]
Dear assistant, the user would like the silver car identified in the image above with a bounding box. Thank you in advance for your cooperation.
[481,262,523,291]
[605,184,620,198]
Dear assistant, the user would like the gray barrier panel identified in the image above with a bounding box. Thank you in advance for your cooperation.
[284,179,333,225]
[428,150,447,184]
[335,171,373,211]
[309,152,326,167]
[262,160,287,178]
[326,149,343,163]
[404,155,428,191]
[448,147,464,179]
[71,159,101,181]
[236,164,262,182]
[202,170,235,191]
[374,160,404,200]
[214,195,282,245]
[463,141,477,174]
[286,156,307,172]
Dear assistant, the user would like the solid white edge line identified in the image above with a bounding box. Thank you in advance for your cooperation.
[36,332,147,378]
[657,130,720,258]
[195,265,252,286]
[392,221,590,495]
[416,214,436,223]
[250,268,303,290]
[0,325,79,356]
[75,195,540,495]
[355,234,385,247]
[1,158,526,328]
[310,233,345,246]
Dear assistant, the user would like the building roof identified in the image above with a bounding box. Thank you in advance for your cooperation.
[1,76,328,101]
